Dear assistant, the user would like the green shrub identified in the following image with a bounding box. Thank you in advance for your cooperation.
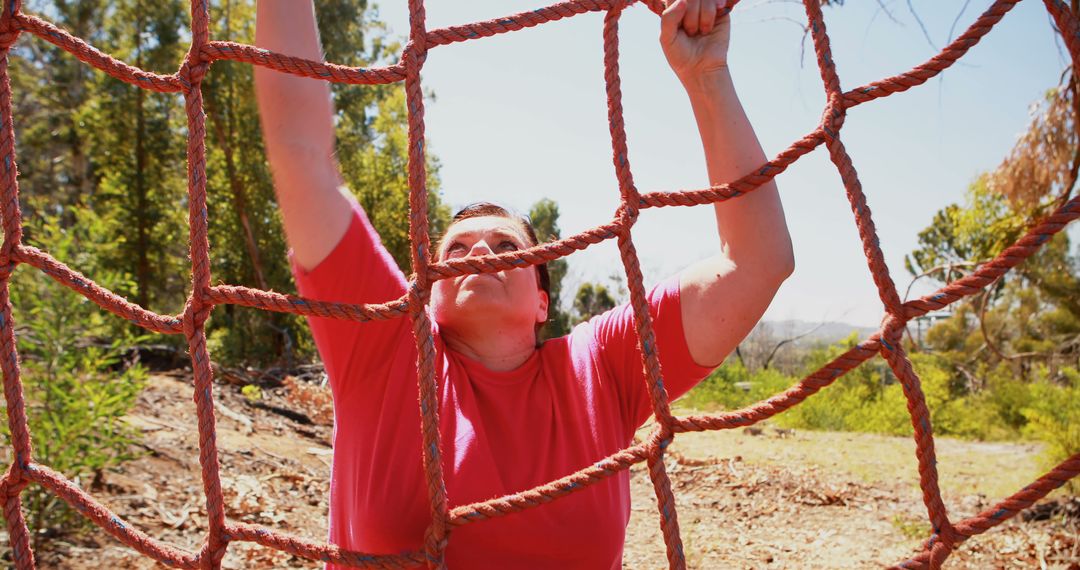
[4,207,148,543]
[984,363,1039,430]
[775,357,899,433]
[773,335,900,433]
[681,335,1077,450]
[1020,367,1080,492]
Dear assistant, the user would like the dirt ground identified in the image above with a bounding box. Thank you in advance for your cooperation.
[7,372,1078,569]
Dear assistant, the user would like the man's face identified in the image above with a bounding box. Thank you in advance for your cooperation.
[430,215,548,333]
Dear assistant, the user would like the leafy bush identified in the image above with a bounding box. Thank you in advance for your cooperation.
[983,363,1039,431]
[4,207,148,542]
[680,337,1058,443]
[1020,367,1080,492]
[775,356,907,434]
[679,359,790,412]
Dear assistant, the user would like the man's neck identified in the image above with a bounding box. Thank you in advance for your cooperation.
[440,321,537,372]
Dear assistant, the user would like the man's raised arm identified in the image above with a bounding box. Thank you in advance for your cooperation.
[662,0,796,367]
[255,0,352,271]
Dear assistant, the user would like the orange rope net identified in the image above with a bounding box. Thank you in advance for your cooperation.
[0,0,1077,568]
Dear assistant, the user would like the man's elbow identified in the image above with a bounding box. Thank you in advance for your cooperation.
[768,247,795,286]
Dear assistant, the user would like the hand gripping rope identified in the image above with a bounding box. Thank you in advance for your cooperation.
[0,0,1077,568]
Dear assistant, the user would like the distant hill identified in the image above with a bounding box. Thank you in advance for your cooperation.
[759,319,878,346]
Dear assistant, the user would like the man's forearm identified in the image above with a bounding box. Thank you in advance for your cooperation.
[254,0,336,160]
[683,68,794,278]
[254,0,351,271]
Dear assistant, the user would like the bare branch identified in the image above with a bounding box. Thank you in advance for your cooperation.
[901,260,983,303]
[976,278,1010,363]
[873,0,903,27]
[761,320,828,370]
[906,0,938,51]
[946,0,973,45]
[953,362,983,392]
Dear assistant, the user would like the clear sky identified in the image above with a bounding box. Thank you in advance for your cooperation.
[370,0,1074,328]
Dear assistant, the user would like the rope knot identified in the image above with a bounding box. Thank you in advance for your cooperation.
[0,0,20,46]
[0,30,18,50]
[937,524,958,548]
[616,202,639,225]
[879,312,906,352]
[820,93,847,141]
[182,292,212,337]
[407,278,431,311]
[1,463,28,491]
[880,310,906,335]
[0,260,14,281]
[646,425,675,457]
[178,50,210,90]
[403,40,428,68]
[0,238,19,272]
[925,523,959,564]
[878,292,909,338]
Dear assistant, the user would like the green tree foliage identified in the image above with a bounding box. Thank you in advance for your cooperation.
[573,281,616,324]
[1022,368,1080,491]
[343,84,451,273]
[85,0,189,311]
[905,95,1079,392]
[202,0,310,365]
[12,1,189,311]
[314,0,450,274]
[6,0,455,371]
[11,1,107,213]
[7,0,452,366]
[682,335,1015,441]
[899,84,1079,463]
[528,198,570,338]
[906,86,1079,375]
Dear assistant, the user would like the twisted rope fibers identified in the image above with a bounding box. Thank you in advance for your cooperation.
[0,0,1074,568]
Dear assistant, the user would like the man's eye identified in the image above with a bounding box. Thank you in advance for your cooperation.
[498,241,519,252]
[446,243,467,258]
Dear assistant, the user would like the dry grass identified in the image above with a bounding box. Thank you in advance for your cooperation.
[662,411,1047,501]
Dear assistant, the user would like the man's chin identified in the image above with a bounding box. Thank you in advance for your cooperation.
[433,291,502,314]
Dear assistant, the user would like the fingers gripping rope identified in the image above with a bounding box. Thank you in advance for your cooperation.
[0,0,1075,569]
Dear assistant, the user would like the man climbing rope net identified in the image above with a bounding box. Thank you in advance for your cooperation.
[254,0,793,566]
[2,0,1076,567]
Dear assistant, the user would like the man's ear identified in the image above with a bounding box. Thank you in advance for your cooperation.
[536,289,550,324]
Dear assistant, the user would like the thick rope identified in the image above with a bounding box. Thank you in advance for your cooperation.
[0,1,33,566]
[0,0,1074,568]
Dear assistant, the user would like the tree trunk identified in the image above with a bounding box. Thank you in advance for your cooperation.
[204,86,268,292]
[134,19,150,308]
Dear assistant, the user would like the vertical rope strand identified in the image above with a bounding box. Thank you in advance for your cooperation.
[0,1,33,565]
[801,0,904,320]
[801,1,954,565]
[602,7,684,569]
[404,0,450,567]
[181,1,228,568]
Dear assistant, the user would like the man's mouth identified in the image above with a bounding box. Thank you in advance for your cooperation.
[462,273,500,283]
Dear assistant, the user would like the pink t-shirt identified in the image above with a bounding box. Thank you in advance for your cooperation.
[292,204,715,569]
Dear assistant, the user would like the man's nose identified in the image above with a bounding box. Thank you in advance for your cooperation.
[469,239,493,255]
